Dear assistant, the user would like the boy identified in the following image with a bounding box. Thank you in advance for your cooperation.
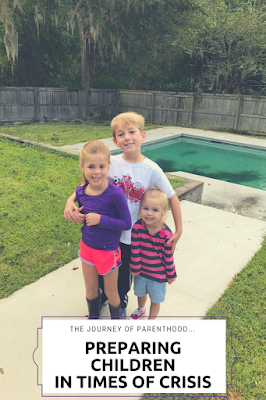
[64,112,183,317]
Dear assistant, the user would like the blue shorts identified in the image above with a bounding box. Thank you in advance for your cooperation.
[133,275,166,303]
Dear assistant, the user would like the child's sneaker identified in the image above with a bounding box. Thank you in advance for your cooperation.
[130,307,146,320]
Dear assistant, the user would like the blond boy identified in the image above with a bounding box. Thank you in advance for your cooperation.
[64,112,182,317]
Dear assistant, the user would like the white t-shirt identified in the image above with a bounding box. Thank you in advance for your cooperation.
[108,154,175,244]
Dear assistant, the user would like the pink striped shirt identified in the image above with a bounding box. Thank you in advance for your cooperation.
[130,219,176,282]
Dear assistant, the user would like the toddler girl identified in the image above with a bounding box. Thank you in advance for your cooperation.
[130,189,176,319]
[74,141,131,318]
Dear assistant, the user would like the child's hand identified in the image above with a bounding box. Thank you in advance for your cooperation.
[74,208,86,224]
[167,278,176,285]
[167,231,181,253]
[64,202,85,223]
[86,213,101,226]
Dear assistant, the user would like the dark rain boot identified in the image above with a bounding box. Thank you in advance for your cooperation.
[86,288,102,319]
[109,303,121,319]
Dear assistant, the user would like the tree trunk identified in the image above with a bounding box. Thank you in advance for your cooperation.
[78,23,94,89]
[133,72,143,90]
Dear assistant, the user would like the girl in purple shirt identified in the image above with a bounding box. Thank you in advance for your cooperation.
[73,141,131,319]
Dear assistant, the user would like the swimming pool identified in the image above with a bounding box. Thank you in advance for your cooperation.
[112,135,266,191]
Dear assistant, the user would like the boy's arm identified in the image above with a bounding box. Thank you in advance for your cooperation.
[149,165,182,252]
[129,228,141,276]
[163,238,177,283]
[64,191,85,224]
[168,194,183,253]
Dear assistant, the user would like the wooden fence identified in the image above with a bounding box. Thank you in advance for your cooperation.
[1,86,266,135]
[0,87,118,123]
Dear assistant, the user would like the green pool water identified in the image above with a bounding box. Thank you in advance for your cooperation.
[140,136,266,191]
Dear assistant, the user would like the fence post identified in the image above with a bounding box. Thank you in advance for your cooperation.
[190,94,194,126]
[78,90,83,119]
[150,93,155,124]
[34,88,39,120]
[234,95,241,131]
[116,90,120,114]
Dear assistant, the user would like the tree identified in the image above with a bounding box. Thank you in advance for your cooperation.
[44,0,196,89]
[0,0,197,90]
[92,0,197,91]
[0,0,22,64]
[116,0,195,90]
[174,0,266,94]
[0,0,81,87]
[51,0,138,89]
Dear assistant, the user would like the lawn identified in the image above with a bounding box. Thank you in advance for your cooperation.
[0,122,162,146]
[0,137,81,298]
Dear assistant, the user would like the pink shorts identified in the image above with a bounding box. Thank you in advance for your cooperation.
[79,240,121,275]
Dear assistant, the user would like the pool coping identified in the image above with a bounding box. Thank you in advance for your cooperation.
[142,126,266,149]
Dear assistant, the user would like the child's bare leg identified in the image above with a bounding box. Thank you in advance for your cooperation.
[149,302,160,319]
[82,262,99,300]
[138,295,148,309]
[103,268,120,307]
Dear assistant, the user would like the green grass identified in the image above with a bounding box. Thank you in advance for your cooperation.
[0,122,162,146]
[168,176,184,188]
[0,137,82,298]
[205,239,266,400]
[142,237,266,400]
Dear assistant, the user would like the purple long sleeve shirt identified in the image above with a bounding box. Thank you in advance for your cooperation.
[76,182,131,251]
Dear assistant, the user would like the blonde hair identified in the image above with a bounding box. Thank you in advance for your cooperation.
[142,189,169,215]
[111,112,145,139]
[79,140,110,185]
